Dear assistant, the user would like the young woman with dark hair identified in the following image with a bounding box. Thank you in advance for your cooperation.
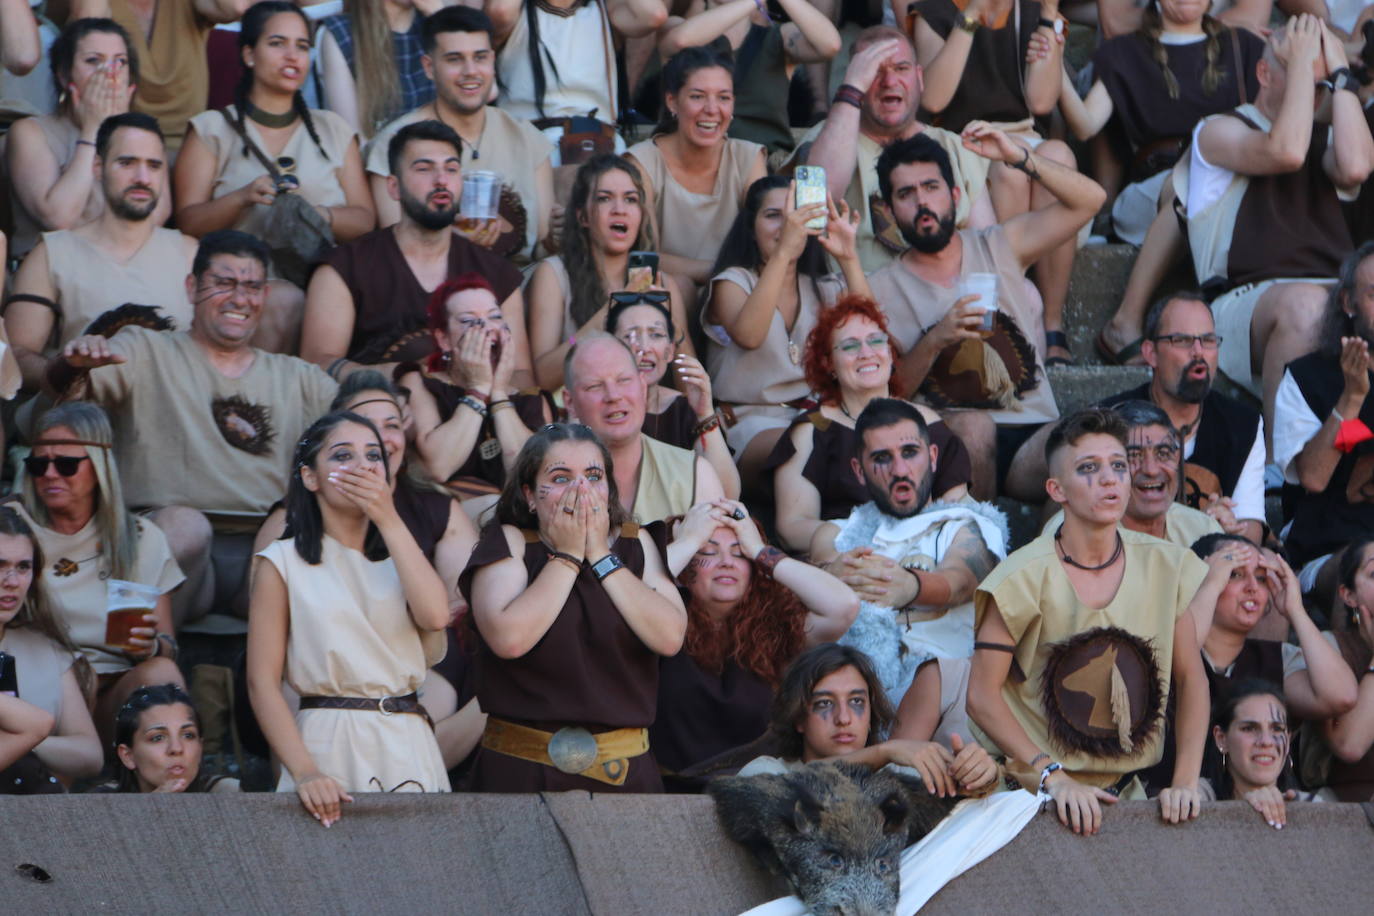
[5,17,138,258]
[106,683,238,794]
[770,295,972,554]
[625,46,768,294]
[1210,679,1321,827]
[460,422,685,792]
[1319,537,1374,802]
[703,175,867,477]
[248,411,450,827]
[651,499,857,776]
[526,154,693,390]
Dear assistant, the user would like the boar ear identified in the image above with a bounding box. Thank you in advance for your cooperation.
[877,790,910,835]
[708,774,804,877]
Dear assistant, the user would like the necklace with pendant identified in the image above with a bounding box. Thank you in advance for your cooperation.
[53,552,103,577]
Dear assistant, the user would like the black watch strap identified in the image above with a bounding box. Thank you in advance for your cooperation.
[591,553,624,581]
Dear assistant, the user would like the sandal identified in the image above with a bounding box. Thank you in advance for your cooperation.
[1093,329,1144,366]
[1045,330,1076,368]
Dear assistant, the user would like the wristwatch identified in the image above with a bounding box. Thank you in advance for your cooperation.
[1038,15,1063,35]
[958,13,980,33]
[590,553,624,582]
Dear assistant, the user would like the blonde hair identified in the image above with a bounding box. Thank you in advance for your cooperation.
[22,402,139,581]
[347,0,403,135]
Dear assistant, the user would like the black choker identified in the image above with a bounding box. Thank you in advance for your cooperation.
[245,101,298,129]
[1055,526,1123,571]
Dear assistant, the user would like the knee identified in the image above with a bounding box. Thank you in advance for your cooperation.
[130,656,185,689]
[148,506,213,570]
[943,410,997,452]
[1270,286,1330,342]
[989,161,1029,196]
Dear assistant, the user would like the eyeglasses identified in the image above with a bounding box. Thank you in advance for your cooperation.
[1152,333,1221,350]
[24,455,90,477]
[834,333,890,355]
[609,291,669,306]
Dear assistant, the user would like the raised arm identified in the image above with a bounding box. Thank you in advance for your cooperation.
[316,26,361,133]
[658,0,750,58]
[470,525,574,658]
[910,3,975,116]
[600,522,688,656]
[484,0,524,47]
[607,0,669,39]
[1,0,41,75]
[1058,74,1114,141]
[194,0,255,24]
[967,124,1105,270]
[1264,552,1359,718]
[1292,340,1370,492]
[806,38,904,204]
[1322,603,1374,763]
[777,0,843,63]
[1024,2,1065,116]
[1318,25,1374,191]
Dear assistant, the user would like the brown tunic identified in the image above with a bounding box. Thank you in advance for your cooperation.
[651,650,772,776]
[642,394,697,451]
[326,228,523,364]
[1327,630,1374,802]
[417,375,551,491]
[458,521,666,792]
[912,0,1042,132]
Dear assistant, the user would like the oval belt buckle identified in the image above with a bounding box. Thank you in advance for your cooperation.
[377,695,396,716]
[547,726,599,774]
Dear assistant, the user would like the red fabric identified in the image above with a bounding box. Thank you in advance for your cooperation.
[1335,418,1374,453]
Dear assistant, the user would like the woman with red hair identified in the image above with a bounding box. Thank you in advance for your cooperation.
[769,295,972,554]
[651,498,858,782]
[400,273,553,512]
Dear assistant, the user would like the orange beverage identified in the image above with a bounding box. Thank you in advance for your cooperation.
[104,608,147,652]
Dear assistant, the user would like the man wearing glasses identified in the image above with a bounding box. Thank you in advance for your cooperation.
[43,230,337,626]
[1102,294,1266,546]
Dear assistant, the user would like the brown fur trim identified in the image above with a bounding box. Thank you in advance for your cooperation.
[1039,626,1163,760]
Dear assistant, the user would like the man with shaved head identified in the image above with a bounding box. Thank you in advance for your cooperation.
[563,333,723,522]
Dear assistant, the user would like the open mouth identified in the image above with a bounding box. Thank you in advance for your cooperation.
[429,192,453,207]
[1134,479,1168,496]
[637,358,656,373]
[458,80,484,93]
[695,120,721,133]
[890,481,915,502]
[1251,753,1277,766]
[222,309,252,325]
[281,66,301,80]
[608,221,630,237]
[604,409,630,424]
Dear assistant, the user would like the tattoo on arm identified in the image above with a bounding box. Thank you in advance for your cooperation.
[944,523,997,583]
[1012,148,1041,181]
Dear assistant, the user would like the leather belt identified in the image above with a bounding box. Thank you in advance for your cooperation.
[481,717,648,787]
[298,692,434,729]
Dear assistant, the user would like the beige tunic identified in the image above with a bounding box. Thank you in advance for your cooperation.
[111,0,210,149]
[974,527,1209,788]
[1046,502,1223,551]
[790,122,991,274]
[186,106,355,240]
[632,433,696,524]
[365,105,552,260]
[6,115,104,258]
[626,136,763,264]
[866,227,1057,426]
[0,625,73,721]
[12,504,184,676]
[259,536,448,794]
[44,227,194,352]
[86,328,338,515]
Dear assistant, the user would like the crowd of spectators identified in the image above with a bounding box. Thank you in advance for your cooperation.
[1,0,1373,842]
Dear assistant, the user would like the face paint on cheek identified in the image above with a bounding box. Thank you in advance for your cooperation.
[537,484,552,499]
[1270,702,1289,757]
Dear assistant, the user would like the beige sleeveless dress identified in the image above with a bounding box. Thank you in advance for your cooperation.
[258,535,449,794]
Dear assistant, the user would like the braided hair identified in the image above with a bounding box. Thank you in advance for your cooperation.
[1141,0,1226,100]
[234,1,327,159]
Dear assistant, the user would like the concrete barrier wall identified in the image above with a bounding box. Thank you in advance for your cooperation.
[2,795,1371,914]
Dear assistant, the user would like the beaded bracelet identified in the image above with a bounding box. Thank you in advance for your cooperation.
[692,412,722,438]
[458,395,489,417]
[833,84,865,110]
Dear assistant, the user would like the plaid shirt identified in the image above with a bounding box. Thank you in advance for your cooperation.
[321,13,435,128]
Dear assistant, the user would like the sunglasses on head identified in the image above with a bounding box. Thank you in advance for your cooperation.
[609,291,669,306]
[24,455,90,477]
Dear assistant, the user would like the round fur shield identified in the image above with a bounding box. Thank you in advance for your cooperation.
[1039,626,1163,759]
[918,311,1041,410]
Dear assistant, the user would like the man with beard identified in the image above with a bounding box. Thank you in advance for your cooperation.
[1101,295,1265,544]
[1274,242,1374,601]
[809,399,1006,693]
[364,7,555,263]
[795,25,995,274]
[865,129,1104,500]
[6,113,197,391]
[300,120,531,385]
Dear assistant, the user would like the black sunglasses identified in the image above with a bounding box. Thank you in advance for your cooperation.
[24,455,90,477]
[609,291,669,306]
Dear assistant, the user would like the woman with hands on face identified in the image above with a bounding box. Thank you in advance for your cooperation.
[5,17,139,258]
[704,176,871,481]
[402,274,552,506]
[248,411,451,827]
[460,423,686,792]
[607,296,741,501]
[651,499,857,778]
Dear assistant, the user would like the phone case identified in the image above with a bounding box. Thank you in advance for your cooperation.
[795,167,827,232]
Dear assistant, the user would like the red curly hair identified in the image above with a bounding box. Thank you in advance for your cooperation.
[425,272,496,372]
[802,294,904,406]
[684,560,809,686]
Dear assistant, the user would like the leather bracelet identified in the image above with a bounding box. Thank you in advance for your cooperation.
[459,394,489,417]
[833,84,865,110]
[155,633,179,662]
[547,551,582,573]
[1012,145,1034,176]
[467,390,491,404]
[692,412,721,437]
[325,357,349,380]
[754,546,787,577]
[76,139,97,149]
[490,398,513,412]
